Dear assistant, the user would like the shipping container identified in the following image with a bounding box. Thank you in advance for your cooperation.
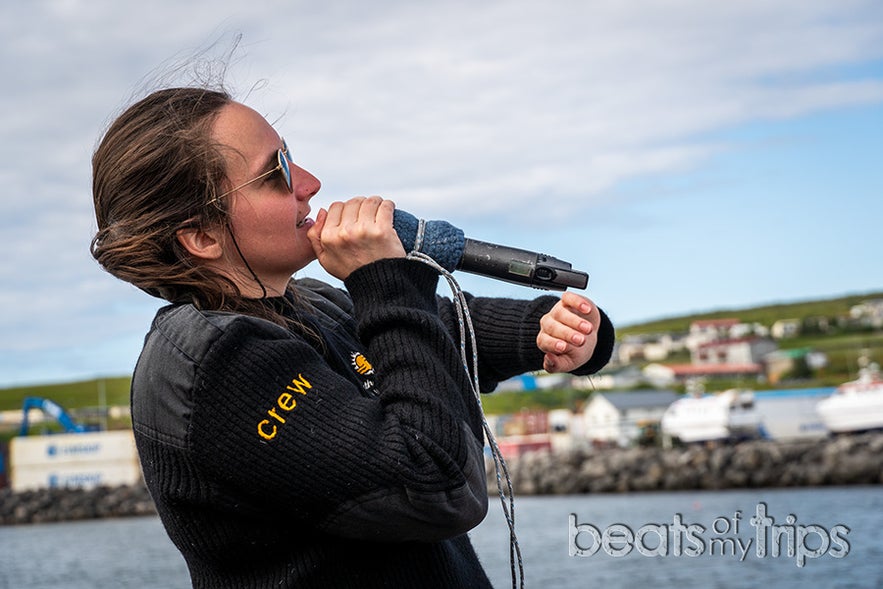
[10,430,140,491]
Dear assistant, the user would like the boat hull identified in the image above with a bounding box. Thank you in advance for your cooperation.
[817,391,883,433]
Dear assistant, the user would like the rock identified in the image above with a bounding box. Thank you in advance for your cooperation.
[4,434,883,526]
[0,483,155,526]
[493,432,883,496]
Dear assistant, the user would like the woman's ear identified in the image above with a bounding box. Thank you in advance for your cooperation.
[176,226,224,261]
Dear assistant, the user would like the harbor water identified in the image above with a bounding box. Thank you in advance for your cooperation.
[1,486,880,588]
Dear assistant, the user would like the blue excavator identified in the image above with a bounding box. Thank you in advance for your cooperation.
[18,397,97,436]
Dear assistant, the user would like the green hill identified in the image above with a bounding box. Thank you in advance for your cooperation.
[614,290,883,392]
[2,291,881,416]
[0,377,131,413]
[617,290,883,336]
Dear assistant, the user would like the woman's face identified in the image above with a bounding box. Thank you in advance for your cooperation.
[211,102,321,295]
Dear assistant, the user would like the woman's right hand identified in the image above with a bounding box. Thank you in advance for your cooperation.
[307,196,406,280]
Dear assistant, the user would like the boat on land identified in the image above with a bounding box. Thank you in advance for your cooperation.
[660,388,764,443]
[816,361,883,433]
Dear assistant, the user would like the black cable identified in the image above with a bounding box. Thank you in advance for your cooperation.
[225,221,268,299]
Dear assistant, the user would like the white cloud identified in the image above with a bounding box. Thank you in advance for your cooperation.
[247,0,883,218]
[0,0,882,384]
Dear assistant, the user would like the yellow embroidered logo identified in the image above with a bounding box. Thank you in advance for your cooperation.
[257,373,312,441]
[351,352,374,376]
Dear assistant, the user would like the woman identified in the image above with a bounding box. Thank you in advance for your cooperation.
[91,86,614,588]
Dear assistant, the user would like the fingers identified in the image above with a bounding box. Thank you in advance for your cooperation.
[374,198,396,227]
[561,291,593,315]
[543,353,560,374]
[323,197,362,233]
[323,196,391,237]
[307,196,404,280]
[539,294,595,347]
[537,325,583,358]
[537,294,600,373]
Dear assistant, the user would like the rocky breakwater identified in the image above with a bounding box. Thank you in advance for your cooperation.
[495,432,883,495]
[3,435,882,525]
[0,483,156,525]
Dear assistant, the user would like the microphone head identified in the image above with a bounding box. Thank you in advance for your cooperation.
[392,209,465,272]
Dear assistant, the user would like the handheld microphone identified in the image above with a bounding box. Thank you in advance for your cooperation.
[392,209,588,291]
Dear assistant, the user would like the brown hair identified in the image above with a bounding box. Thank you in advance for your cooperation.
[91,87,300,325]
[92,87,232,300]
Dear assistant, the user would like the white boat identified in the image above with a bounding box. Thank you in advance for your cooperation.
[816,362,883,433]
[661,388,763,443]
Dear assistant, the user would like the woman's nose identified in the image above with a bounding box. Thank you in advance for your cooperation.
[292,164,321,201]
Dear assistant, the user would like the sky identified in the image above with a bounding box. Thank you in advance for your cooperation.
[1,0,882,388]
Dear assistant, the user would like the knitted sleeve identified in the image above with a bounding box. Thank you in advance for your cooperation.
[437,294,615,392]
[187,259,487,543]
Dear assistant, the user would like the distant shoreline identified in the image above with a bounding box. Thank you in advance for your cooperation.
[3,433,881,526]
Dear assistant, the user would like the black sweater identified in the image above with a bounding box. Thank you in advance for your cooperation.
[131,258,613,588]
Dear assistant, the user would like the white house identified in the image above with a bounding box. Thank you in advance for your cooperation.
[691,337,778,366]
[642,362,766,386]
[850,299,883,328]
[685,319,740,352]
[572,365,644,390]
[582,390,679,447]
[771,319,801,340]
[617,333,686,364]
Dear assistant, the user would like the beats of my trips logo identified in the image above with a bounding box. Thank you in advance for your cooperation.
[568,502,850,567]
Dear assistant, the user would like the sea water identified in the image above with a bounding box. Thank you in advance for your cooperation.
[1,486,880,588]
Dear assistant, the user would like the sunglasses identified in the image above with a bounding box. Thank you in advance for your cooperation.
[209,139,293,205]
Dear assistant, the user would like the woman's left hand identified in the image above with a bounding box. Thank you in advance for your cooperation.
[537,292,601,373]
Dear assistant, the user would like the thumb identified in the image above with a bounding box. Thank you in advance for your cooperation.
[307,208,327,254]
